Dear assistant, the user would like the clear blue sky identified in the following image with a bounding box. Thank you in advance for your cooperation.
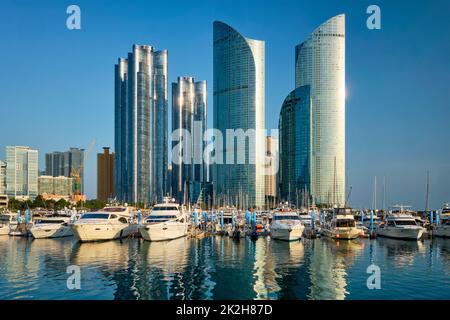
[0,0,449,209]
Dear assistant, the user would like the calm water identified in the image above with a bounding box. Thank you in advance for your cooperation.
[0,235,449,300]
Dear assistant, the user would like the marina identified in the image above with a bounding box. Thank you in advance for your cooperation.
[0,202,449,300]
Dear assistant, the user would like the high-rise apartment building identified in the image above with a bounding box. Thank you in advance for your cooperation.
[97,147,115,202]
[45,148,85,192]
[6,146,38,200]
[171,76,207,203]
[115,44,168,205]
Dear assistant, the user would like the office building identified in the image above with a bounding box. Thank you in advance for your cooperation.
[213,21,265,209]
[279,14,345,207]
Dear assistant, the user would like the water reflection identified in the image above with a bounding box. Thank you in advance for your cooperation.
[308,239,364,300]
[376,238,424,267]
[1,236,450,300]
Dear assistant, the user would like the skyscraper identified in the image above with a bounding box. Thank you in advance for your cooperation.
[0,160,6,195]
[97,147,115,202]
[171,76,207,203]
[279,86,312,203]
[115,45,168,205]
[264,135,278,209]
[45,148,85,193]
[213,21,265,209]
[279,14,345,206]
[6,146,38,200]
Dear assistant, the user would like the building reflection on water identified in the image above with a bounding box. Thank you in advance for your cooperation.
[308,239,364,300]
[1,236,450,300]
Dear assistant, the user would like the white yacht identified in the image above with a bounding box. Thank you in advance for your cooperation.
[0,213,17,236]
[321,208,360,240]
[434,203,450,238]
[270,206,305,241]
[71,205,138,242]
[139,198,188,241]
[30,216,73,239]
[376,209,425,240]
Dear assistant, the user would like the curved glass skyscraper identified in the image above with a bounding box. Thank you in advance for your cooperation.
[279,86,312,203]
[115,45,168,205]
[292,14,346,206]
[213,21,265,209]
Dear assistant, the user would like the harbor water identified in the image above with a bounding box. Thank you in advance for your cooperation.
[0,236,449,300]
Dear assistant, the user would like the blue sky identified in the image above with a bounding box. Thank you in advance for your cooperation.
[0,0,449,209]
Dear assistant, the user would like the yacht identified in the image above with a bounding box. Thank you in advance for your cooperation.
[0,213,17,236]
[139,198,188,241]
[434,203,450,238]
[71,205,138,242]
[376,208,425,240]
[30,216,73,239]
[270,205,305,241]
[321,208,360,240]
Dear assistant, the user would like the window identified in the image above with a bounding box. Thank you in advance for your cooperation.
[81,213,109,219]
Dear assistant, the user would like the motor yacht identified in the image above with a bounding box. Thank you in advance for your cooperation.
[434,203,450,238]
[71,205,138,242]
[376,208,425,240]
[0,213,17,236]
[270,205,305,241]
[139,198,188,241]
[30,216,73,239]
[321,208,360,240]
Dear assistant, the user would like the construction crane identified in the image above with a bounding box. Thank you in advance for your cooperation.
[71,139,96,203]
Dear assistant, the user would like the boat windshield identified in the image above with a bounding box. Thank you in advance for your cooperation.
[35,220,65,224]
[80,213,110,219]
[0,216,10,222]
[336,220,356,228]
[273,215,299,221]
[152,206,179,211]
[146,215,177,223]
[102,207,126,212]
[394,220,417,226]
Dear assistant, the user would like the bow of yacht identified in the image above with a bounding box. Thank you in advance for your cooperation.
[139,198,188,241]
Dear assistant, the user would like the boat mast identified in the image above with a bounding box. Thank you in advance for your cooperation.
[425,170,430,213]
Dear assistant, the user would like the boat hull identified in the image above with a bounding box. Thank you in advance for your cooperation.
[322,228,361,240]
[434,226,450,238]
[72,223,137,242]
[30,225,74,239]
[376,227,424,240]
[0,225,10,235]
[139,222,188,241]
[271,224,304,241]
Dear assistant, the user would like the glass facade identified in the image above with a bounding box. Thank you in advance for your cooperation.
[213,21,265,209]
[6,146,38,200]
[294,14,346,206]
[171,77,207,204]
[45,148,85,192]
[115,45,168,205]
[0,160,6,195]
[279,86,311,203]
